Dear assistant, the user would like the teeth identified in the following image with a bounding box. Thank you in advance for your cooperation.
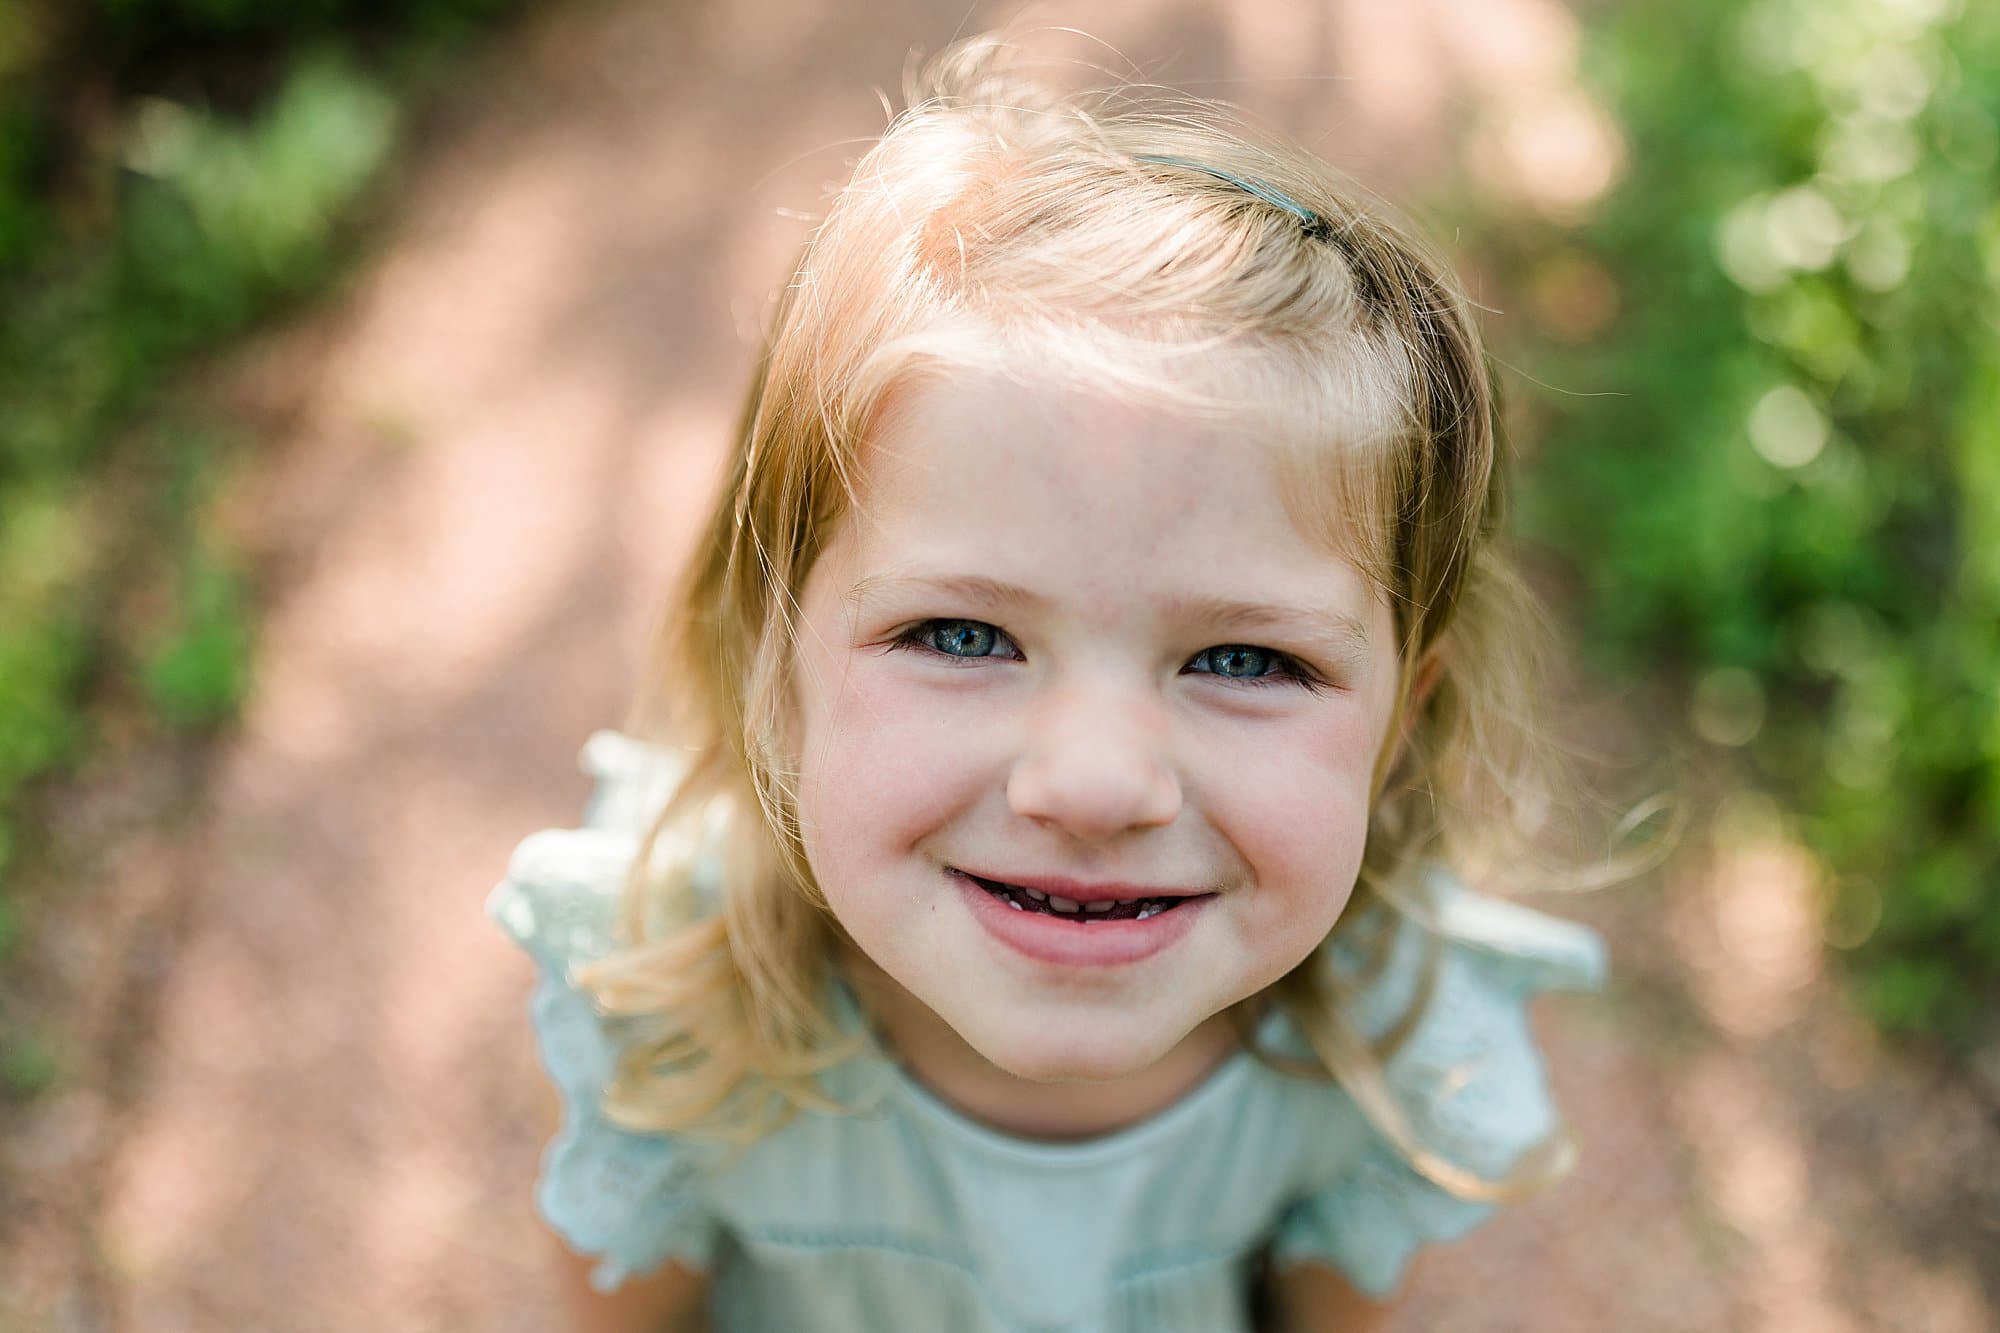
[961,869,1190,923]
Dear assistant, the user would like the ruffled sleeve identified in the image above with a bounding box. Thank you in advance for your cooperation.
[486,731,722,1292]
[1270,868,1607,1299]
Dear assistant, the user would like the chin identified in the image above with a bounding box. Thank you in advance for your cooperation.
[958,1007,1187,1084]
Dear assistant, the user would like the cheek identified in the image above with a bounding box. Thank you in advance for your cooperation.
[1199,705,1381,910]
[795,666,988,878]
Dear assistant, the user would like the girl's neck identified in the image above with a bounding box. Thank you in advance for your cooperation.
[834,943,1255,1143]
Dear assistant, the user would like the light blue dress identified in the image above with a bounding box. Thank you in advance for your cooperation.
[488,733,1607,1332]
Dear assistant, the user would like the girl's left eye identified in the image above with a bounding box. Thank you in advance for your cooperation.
[1186,644,1324,692]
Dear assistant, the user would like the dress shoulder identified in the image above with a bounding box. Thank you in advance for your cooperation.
[1271,867,1607,1299]
[486,732,721,1292]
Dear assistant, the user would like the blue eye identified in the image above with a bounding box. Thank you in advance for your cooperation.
[1187,644,1322,692]
[896,619,1014,659]
[1202,645,1272,677]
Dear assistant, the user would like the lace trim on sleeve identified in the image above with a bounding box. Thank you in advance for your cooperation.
[1271,871,1606,1297]
[487,733,721,1290]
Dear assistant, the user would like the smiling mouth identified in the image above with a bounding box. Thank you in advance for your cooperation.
[951,869,1205,922]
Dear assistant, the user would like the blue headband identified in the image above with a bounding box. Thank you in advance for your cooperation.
[1134,154,1332,241]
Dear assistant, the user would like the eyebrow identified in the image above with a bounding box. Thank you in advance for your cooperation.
[845,571,1373,663]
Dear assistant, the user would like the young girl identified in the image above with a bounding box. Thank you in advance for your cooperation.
[489,39,1607,1333]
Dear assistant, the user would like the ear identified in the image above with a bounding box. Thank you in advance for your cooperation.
[1387,649,1446,764]
[1372,649,1445,798]
[1408,649,1445,713]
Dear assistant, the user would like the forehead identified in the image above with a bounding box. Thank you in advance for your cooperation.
[842,318,1410,578]
[841,369,1389,624]
[861,370,1263,520]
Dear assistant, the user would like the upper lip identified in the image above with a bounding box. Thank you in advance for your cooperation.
[951,867,1211,902]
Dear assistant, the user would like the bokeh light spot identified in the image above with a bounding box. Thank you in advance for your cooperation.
[1750,384,1830,468]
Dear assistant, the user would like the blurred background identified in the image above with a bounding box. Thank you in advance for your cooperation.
[0,0,1995,1328]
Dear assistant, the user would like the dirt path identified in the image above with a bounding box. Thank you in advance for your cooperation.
[4,1,1996,1329]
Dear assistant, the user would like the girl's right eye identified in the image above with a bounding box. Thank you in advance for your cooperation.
[892,618,1017,661]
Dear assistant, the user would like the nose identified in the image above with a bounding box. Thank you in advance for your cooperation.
[1005,676,1183,840]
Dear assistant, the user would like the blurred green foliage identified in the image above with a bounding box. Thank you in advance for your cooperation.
[0,0,522,1093]
[1501,0,2000,1048]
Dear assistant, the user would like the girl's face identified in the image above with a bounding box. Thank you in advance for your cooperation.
[790,367,1403,1087]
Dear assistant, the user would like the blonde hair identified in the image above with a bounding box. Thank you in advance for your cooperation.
[578,38,1579,1203]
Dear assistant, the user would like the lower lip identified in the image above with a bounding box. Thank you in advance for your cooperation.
[951,870,1214,968]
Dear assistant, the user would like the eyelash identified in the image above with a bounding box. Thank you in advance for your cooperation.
[887,618,1327,694]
